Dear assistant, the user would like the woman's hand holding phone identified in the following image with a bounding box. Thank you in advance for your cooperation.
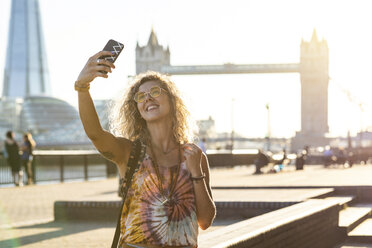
[75,50,116,88]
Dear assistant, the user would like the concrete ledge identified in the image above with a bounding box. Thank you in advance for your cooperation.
[213,186,372,201]
[339,204,372,233]
[215,201,298,219]
[54,201,121,221]
[199,199,342,248]
[207,153,257,167]
[54,200,298,221]
[216,201,298,210]
[325,196,355,208]
[347,218,372,243]
[347,236,372,243]
[334,186,372,202]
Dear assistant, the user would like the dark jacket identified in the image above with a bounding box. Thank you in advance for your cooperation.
[5,139,21,172]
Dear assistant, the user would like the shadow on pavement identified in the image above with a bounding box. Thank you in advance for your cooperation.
[0,220,114,247]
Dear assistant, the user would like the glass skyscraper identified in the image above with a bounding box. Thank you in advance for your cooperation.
[2,0,51,97]
[0,0,91,148]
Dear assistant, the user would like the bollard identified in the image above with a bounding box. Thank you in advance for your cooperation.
[105,159,117,178]
[83,155,88,180]
[60,155,64,182]
[32,155,37,183]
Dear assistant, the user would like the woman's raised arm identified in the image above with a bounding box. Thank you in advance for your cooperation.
[76,51,131,173]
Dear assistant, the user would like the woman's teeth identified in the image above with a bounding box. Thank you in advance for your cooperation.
[147,105,158,111]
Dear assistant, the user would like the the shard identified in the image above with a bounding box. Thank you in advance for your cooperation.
[0,0,89,149]
[2,0,51,97]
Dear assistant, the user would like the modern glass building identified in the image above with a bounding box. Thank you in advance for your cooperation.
[2,0,51,98]
[0,98,23,136]
[33,100,111,148]
[0,0,90,149]
[20,96,80,134]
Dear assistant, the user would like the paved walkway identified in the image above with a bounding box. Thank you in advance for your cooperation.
[211,164,372,187]
[0,164,371,247]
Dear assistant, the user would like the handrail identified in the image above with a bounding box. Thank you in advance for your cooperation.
[33,150,99,156]
[0,151,117,185]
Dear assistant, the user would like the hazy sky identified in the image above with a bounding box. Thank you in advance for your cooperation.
[1,0,372,138]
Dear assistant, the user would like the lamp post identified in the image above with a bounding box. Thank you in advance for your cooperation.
[359,103,365,147]
[230,98,235,152]
[341,87,366,148]
[266,103,271,151]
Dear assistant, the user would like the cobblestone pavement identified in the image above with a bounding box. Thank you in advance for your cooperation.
[0,164,371,247]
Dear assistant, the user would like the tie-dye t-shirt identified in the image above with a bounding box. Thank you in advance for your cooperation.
[118,153,198,247]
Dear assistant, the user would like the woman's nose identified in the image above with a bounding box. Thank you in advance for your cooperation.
[144,92,154,101]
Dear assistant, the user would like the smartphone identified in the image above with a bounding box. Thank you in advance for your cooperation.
[98,39,124,73]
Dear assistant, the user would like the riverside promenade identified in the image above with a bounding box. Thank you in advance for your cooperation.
[1,164,372,248]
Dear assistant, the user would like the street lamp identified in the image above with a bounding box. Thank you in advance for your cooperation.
[230,98,235,152]
[266,103,271,151]
[340,87,366,147]
[358,103,365,147]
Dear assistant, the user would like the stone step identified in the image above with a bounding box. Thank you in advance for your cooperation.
[334,243,372,248]
[346,218,372,244]
[54,188,335,221]
[199,199,341,248]
[339,203,372,233]
[325,196,356,208]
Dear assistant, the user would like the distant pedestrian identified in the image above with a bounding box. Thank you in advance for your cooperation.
[4,131,23,186]
[278,149,287,165]
[323,146,333,167]
[254,149,269,174]
[198,137,207,154]
[295,150,307,170]
[21,133,36,185]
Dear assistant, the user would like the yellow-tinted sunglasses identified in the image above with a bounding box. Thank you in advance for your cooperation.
[134,86,168,103]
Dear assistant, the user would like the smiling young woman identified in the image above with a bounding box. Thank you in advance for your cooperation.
[75,51,216,248]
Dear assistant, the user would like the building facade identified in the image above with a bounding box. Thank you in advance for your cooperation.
[136,29,170,74]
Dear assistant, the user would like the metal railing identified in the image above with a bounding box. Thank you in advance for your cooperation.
[2,149,328,186]
[0,150,117,185]
[0,149,259,185]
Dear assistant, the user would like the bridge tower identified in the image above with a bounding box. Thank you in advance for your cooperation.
[136,29,170,74]
[292,29,330,151]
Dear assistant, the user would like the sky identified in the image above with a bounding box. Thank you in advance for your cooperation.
[1,0,372,138]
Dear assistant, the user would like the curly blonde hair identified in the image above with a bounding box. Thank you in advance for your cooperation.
[109,71,191,144]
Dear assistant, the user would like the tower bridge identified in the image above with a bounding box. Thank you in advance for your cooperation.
[160,63,300,75]
[136,29,329,151]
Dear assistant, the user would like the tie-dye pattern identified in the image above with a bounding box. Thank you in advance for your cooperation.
[119,154,198,247]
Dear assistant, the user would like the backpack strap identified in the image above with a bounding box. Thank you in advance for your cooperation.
[111,139,145,248]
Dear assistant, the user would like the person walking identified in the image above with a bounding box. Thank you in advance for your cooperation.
[21,132,36,185]
[4,131,22,186]
[198,138,207,154]
[254,149,269,174]
[75,51,216,248]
